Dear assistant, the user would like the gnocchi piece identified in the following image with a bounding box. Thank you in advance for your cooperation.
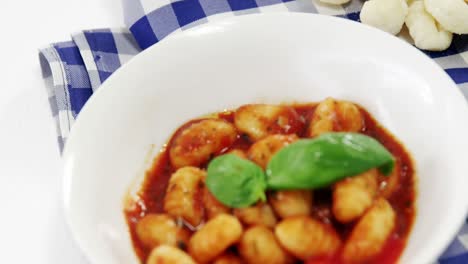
[342,198,396,263]
[239,226,293,264]
[269,190,313,219]
[136,214,190,250]
[188,214,243,263]
[308,98,363,137]
[234,202,278,228]
[425,0,468,34]
[234,104,303,141]
[247,134,299,168]
[319,0,351,4]
[164,167,205,227]
[360,0,409,35]
[146,245,196,264]
[379,161,401,198]
[333,169,379,223]
[170,119,237,169]
[405,1,453,51]
[275,216,341,260]
[213,253,244,264]
[203,187,230,220]
[227,149,247,159]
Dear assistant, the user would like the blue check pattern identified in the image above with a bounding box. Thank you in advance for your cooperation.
[39,1,468,262]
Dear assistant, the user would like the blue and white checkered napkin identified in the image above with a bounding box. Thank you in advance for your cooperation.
[38,0,468,262]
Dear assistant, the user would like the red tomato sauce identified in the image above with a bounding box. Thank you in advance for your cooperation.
[124,103,416,263]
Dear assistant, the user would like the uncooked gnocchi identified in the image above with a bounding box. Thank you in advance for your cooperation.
[406,0,453,51]
[312,0,466,51]
[319,0,351,4]
[424,0,468,34]
[360,0,408,35]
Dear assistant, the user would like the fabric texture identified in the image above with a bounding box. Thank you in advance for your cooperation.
[38,0,468,262]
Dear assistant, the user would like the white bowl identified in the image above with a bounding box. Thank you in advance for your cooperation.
[63,13,468,264]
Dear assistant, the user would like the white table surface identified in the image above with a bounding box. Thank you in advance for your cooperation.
[0,1,122,262]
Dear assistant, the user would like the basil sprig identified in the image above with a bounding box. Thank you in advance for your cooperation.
[206,132,395,208]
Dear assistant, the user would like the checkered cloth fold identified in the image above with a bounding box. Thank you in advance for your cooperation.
[38,0,468,262]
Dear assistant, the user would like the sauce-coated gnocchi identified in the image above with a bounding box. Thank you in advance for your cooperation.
[164,167,205,227]
[146,245,196,264]
[203,187,230,220]
[308,97,363,137]
[247,134,298,168]
[239,226,292,264]
[188,214,243,263]
[333,169,378,223]
[269,190,313,219]
[170,119,237,169]
[275,216,342,260]
[125,99,416,264]
[235,104,304,141]
[342,198,397,263]
[212,253,243,264]
[234,202,277,228]
[136,214,190,249]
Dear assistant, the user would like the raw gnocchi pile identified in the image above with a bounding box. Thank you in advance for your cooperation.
[126,98,416,264]
[320,0,468,51]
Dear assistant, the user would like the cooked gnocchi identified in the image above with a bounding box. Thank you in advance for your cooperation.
[188,214,243,263]
[275,216,342,260]
[233,202,278,228]
[332,169,379,223]
[136,214,190,249]
[239,226,292,264]
[169,119,237,169]
[308,97,363,137]
[234,104,304,141]
[163,167,205,227]
[379,160,401,198]
[125,99,416,264]
[342,198,397,263]
[146,245,196,264]
[212,253,243,264]
[203,187,230,220]
[247,134,298,168]
[269,190,313,219]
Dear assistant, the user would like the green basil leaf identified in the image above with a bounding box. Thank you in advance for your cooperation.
[206,154,267,208]
[266,132,395,190]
